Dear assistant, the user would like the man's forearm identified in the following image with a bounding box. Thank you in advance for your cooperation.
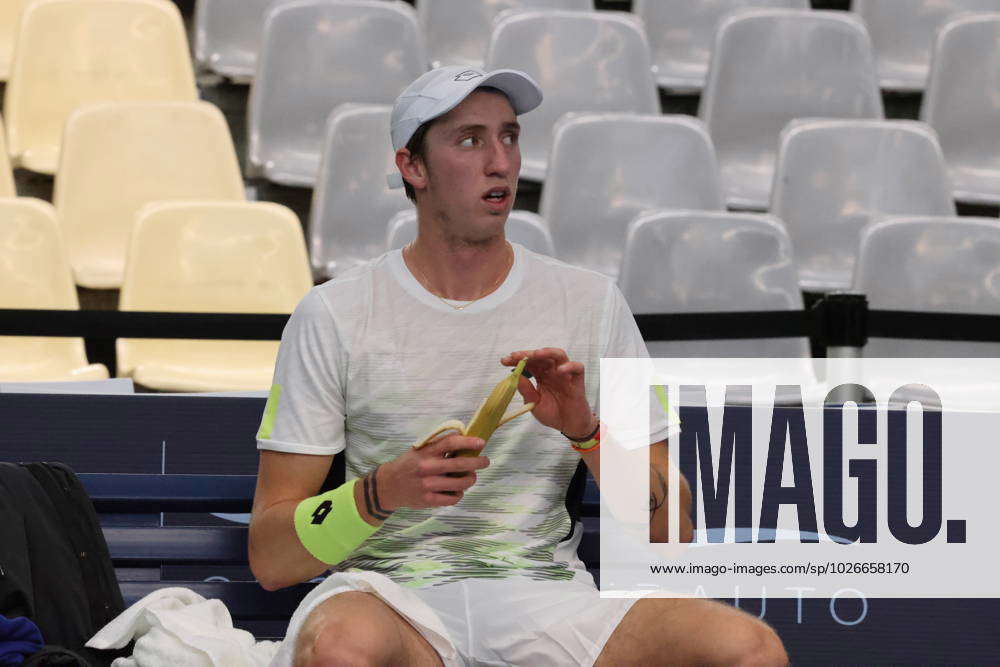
[249,499,331,591]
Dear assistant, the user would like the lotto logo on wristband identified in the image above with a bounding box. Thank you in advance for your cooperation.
[311,501,333,525]
[599,357,1000,599]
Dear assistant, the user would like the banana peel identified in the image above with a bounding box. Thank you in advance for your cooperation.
[412,358,535,456]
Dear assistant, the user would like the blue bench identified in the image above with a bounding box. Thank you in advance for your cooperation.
[80,466,600,640]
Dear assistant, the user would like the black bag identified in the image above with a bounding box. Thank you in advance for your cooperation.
[0,462,127,666]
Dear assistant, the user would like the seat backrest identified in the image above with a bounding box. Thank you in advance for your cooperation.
[853,0,1000,91]
[419,0,593,68]
[856,216,1000,357]
[539,113,724,278]
[385,209,555,256]
[0,0,29,80]
[5,0,197,174]
[921,13,1000,180]
[0,198,97,379]
[700,9,882,209]
[247,0,426,186]
[771,119,955,292]
[54,101,246,290]
[633,0,809,91]
[120,201,312,314]
[194,0,300,80]
[485,10,659,181]
[309,104,411,279]
[0,198,77,311]
[618,210,809,358]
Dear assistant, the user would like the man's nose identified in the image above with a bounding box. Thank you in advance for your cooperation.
[485,138,512,177]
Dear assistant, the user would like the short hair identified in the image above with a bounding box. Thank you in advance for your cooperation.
[400,86,508,203]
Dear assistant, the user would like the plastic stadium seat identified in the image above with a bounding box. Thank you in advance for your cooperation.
[309,104,411,279]
[54,101,246,290]
[0,198,109,382]
[247,0,427,187]
[771,119,955,292]
[0,117,15,197]
[853,0,1000,92]
[633,0,809,92]
[385,209,555,256]
[117,201,312,392]
[855,217,1000,358]
[4,0,197,174]
[0,0,29,81]
[539,113,724,278]
[194,0,301,81]
[699,10,883,210]
[619,210,809,360]
[419,0,593,69]
[485,10,659,181]
[921,13,1000,206]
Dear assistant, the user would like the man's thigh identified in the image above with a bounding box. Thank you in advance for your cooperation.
[294,590,443,667]
[596,597,788,666]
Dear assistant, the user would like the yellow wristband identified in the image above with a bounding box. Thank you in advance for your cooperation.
[293,479,379,565]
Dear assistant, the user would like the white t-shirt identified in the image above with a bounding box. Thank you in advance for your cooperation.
[258,243,675,587]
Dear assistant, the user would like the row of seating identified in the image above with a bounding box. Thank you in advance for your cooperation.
[314,109,956,294]
[0,96,966,297]
[0,198,311,389]
[5,2,999,209]
[192,0,1000,93]
[4,195,999,386]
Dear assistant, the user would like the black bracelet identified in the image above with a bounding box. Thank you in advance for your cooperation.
[561,418,600,443]
[363,473,391,521]
[370,465,392,518]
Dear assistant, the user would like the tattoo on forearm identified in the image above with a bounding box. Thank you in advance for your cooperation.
[649,467,667,513]
[363,467,391,521]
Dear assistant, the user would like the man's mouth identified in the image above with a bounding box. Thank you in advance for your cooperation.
[482,187,510,204]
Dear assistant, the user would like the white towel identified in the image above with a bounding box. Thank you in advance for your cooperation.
[86,587,281,667]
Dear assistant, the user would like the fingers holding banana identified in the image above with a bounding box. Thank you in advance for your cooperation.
[380,433,490,509]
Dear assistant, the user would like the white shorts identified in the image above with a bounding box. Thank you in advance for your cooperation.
[269,570,637,667]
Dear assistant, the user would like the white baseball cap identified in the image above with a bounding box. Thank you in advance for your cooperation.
[387,65,543,188]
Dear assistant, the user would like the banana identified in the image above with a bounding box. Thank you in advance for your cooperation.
[412,358,535,455]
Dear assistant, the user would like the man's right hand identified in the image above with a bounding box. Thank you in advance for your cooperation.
[378,434,490,510]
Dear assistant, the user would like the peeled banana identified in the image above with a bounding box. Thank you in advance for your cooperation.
[412,358,535,456]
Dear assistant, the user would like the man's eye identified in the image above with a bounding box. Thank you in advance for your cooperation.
[459,137,476,147]
[503,134,518,145]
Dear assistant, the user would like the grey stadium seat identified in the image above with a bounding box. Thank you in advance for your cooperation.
[309,104,411,280]
[618,210,809,360]
[194,0,301,81]
[539,113,724,279]
[771,119,955,292]
[855,217,1000,359]
[484,9,659,181]
[853,0,1000,92]
[699,9,883,210]
[247,0,426,187]
[633,0,809,92]
[921,13,1000,206]
[418,0,593,70]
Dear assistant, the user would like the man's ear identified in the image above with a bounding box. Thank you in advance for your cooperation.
[395,148,427,191]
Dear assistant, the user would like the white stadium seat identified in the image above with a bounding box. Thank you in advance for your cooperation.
[618,210,810,360]
[699,9,882,210]
[540,113,724,278]
[386,209,555,257]
[853,0,1000,92]
[633,0,809,92]
[418,0,593,69]
[247,0,426,187]
[485,10,659,181]
[194,0,301,81]
[921,13,1000,206]
[309,104,411,279]
[771,119,955,292]
[855,216,1000,358]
